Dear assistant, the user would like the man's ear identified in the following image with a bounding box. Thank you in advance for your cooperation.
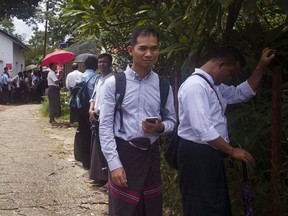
[217,60,226,70]
[127,46,133,56]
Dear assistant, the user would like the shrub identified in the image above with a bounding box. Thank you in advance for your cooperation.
[40,89,70,121]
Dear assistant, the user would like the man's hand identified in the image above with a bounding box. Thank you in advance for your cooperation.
[142,118,164,133]
[228,147,255,166]
[259,48,276,68]
[89,110,97,124]
[248,47,276,91]
[208,137,255,166]
[111,167,128,188]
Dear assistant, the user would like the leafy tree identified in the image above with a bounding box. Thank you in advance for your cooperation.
[60,0,288,215]
[0,19,15,35]
[62,0,287,72]
[0,18,26,43]
[23,0,72,64]
[0,0,42,21]
[25,30,46,65]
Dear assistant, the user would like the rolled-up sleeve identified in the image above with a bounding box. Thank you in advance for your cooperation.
[220,80,255,104]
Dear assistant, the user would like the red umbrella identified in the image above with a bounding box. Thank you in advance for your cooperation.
[42,50,76,66]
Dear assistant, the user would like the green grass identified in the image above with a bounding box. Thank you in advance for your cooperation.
[40,90,70,122]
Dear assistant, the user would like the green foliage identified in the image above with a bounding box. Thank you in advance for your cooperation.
[40,95,50,117]
[44,0,288,214]
[24,0,69,65]
[60,90,70,121]
[25,30,46,65]
[0,18,15,34]
[226,65,288,215]
[40,90,70,121]
[160,145,182,215]
[0,0,41,21]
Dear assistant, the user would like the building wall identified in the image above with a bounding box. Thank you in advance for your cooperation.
[0,33,13,74]
[13,43,25,77]
[0,32,26,77]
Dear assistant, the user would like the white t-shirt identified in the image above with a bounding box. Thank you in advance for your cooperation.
[47,69,59,87]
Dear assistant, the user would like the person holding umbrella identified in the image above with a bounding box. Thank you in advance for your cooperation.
[177,47,275,216]
[47,62,61,125]
[76,56,99,169]
[66,62,82,124]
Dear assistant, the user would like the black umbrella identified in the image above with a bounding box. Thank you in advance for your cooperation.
[74,53,97,62]
[242,162,254,216]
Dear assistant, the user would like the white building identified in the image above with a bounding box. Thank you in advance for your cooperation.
[0,29,29,77]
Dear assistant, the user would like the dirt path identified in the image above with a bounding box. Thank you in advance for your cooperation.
[0,104,108,216]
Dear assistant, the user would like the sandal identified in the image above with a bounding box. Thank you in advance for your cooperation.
[99,183,109,192]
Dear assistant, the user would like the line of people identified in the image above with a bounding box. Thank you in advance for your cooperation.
[0,67,47,105]
[57,25,275,216]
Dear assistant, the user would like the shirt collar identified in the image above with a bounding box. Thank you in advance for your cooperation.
[125,65,153,82]
[85,69,95,74]
[100,72,113,81]
[194,68,216,85]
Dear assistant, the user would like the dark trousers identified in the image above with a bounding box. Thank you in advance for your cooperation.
[78,114,92,169]
[1,85,9,104]
[109,138,163,216]
[48,86,61,118]
[177,138,232,216]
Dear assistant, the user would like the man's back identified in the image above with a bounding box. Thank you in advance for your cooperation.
[66,70,82,91]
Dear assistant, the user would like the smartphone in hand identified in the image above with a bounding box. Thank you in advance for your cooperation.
[145,117,158,123]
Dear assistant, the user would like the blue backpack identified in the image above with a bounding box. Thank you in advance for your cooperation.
[70,74,97,115]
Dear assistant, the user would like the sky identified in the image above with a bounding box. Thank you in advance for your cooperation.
[12,17,45,42]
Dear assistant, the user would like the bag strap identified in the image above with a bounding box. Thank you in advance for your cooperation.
[159,76,170,118]
[86,72,96,82]
[90,75,101,100]
[114,72,126,133]
[193,73,222,111]
[114,73,170,133]
[76,73,97,97]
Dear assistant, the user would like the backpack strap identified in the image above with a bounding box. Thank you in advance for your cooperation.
[114,72,126,133]
[90,75,101,100]
[114,73,170,134]
[77,73,97,97]
[159,76,170,118]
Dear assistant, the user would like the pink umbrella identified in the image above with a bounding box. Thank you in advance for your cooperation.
[42,50,76,66]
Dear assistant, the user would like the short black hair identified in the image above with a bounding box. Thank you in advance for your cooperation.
[72,63,78,70]
[98,53,113,64]
[49,62,55,68]
[84,56,98,71]
[207,46,246,67]
[129,26,159,46]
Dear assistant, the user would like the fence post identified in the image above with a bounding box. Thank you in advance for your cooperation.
[271,65,282,216]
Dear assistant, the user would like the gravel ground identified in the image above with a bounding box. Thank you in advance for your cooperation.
[0,104,108,216]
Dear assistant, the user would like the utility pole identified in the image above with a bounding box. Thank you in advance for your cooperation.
[43,2,49,58]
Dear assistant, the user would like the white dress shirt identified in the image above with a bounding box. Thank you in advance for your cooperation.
[47,69,59,87]
[90,72,113,112]
[99,65,177,171]
[178,68,255,145]
[65,69,82,91]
